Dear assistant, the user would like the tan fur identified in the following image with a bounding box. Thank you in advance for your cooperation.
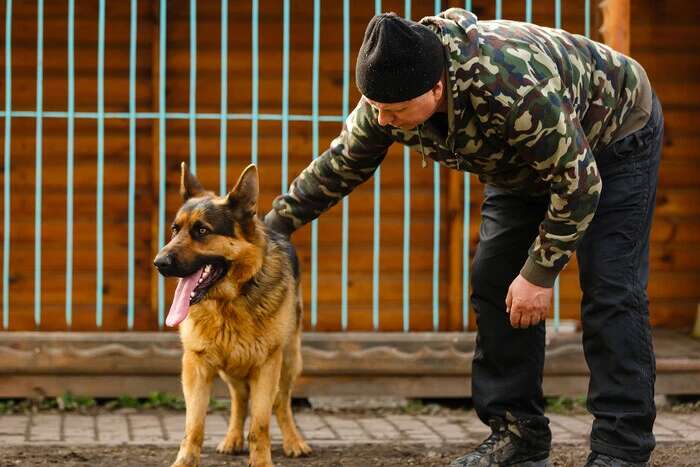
[162,164,311,467]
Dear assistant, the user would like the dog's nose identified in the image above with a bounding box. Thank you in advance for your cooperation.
[154,254,174,271]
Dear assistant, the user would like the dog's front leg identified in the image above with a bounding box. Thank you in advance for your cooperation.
[247,351,283,467]
[172,351,215,467]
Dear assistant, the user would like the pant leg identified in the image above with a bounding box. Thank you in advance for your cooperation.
[577,94,664,463]
[471,184,551,439]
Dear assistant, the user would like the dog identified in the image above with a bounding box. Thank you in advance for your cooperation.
[153,163,311,467]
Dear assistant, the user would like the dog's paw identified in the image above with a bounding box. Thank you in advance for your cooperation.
[247,457,274,467]
[170,453,199,467]
[283,437,312,458]
[216,433,246,454]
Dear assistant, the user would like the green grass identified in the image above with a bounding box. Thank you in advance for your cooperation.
[0,392,231,415]
[545,396,588,414]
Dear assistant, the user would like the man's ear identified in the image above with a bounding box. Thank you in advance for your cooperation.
[432,77,444,100]
[180,162,207,201]
[226,164,258,220]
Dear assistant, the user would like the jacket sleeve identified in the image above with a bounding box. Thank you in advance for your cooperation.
[264,98,393,236]
[504,79,603,287]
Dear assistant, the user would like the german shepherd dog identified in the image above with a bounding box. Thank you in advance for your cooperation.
[153,163,311,467]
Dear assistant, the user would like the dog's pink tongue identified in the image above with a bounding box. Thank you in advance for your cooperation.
[165,267,204,327]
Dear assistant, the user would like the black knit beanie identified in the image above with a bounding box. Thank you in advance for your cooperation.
[356,12,445,103]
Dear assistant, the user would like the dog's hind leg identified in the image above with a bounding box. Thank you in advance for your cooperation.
[216,373,249,455]
[275,331,312,458]
[171,351,215,467]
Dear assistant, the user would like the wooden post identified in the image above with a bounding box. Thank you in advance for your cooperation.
[447,171,464,331]
[598,0,631,55]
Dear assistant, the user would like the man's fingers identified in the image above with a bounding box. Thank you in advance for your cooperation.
[505,287,513,313]
[509,307,521,328]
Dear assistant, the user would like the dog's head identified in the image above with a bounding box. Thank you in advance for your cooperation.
[153,162,263,326]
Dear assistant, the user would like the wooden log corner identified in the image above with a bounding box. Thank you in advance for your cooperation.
[0,329,699,398]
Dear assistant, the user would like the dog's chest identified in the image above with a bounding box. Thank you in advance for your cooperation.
[181,319,275,376]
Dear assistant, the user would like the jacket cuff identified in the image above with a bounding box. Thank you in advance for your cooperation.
[263,210,296,237]
[520,256,559,288]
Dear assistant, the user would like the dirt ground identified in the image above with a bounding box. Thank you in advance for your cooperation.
[1,443,699,467]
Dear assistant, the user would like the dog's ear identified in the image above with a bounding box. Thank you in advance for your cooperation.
[180,162,206,201]
[226,164,258,220]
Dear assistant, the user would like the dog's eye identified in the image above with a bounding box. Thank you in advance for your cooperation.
[198,227,209,236]
[171,225,179,237]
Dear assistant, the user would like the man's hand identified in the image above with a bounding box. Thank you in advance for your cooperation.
[505,274,552,328]
[263,210,292,239]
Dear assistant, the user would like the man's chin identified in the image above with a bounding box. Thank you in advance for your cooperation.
[394,123,417,130]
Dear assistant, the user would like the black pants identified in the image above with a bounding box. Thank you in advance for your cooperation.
[471,94,663,463]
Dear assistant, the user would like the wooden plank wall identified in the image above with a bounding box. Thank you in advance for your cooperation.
[0,0,697,332]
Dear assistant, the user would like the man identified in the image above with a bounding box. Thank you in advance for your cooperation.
[264,9,662,467]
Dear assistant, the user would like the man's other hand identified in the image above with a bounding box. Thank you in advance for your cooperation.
[505,274,552,328]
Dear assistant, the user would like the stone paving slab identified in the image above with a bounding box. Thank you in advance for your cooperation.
[0,411,698,446]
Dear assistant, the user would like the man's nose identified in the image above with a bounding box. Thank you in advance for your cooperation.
[377,109,392,126]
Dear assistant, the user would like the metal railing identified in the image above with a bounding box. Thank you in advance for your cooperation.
[0,0,591,331]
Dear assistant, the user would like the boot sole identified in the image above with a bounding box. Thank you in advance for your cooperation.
[449,458,552,467]
[510,459,552,467]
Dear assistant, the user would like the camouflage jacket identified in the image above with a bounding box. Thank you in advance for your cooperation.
[266,8,652,288]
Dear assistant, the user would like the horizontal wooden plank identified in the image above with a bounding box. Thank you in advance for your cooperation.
[0,330,697,397]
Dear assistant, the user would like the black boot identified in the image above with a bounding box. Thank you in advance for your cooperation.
[584,452,649,467]
[449,413,551,467]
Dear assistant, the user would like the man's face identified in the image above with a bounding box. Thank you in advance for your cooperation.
[365,79,444,130]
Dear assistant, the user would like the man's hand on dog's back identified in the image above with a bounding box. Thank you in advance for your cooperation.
[263,209,293,238]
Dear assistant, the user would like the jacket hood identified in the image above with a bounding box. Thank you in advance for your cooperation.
[420,9,481,148]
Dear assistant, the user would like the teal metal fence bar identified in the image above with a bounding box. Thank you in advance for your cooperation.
[189,0,197,173]
[2,0,11,329]
[219,0,228,195]
[65,0,75,328]
[96,0,106,328]
[402,0,412,332]
[157,0,167,328]
[585,0,590,37]
[462,0,471,330]
[372,0,382,331]
[526,0,532,22]
[340,0,350,331]
[281,0,290,194]
[432,0,441,331]
[250,0,259,165]
[462,0,472,331]
[127,0,138,329]
[34,0,44,327]
[555,0,562,28]
[310,0,320,329]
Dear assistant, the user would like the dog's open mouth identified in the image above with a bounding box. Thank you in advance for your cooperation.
[189,263,228,305]
[165,262,228,327]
